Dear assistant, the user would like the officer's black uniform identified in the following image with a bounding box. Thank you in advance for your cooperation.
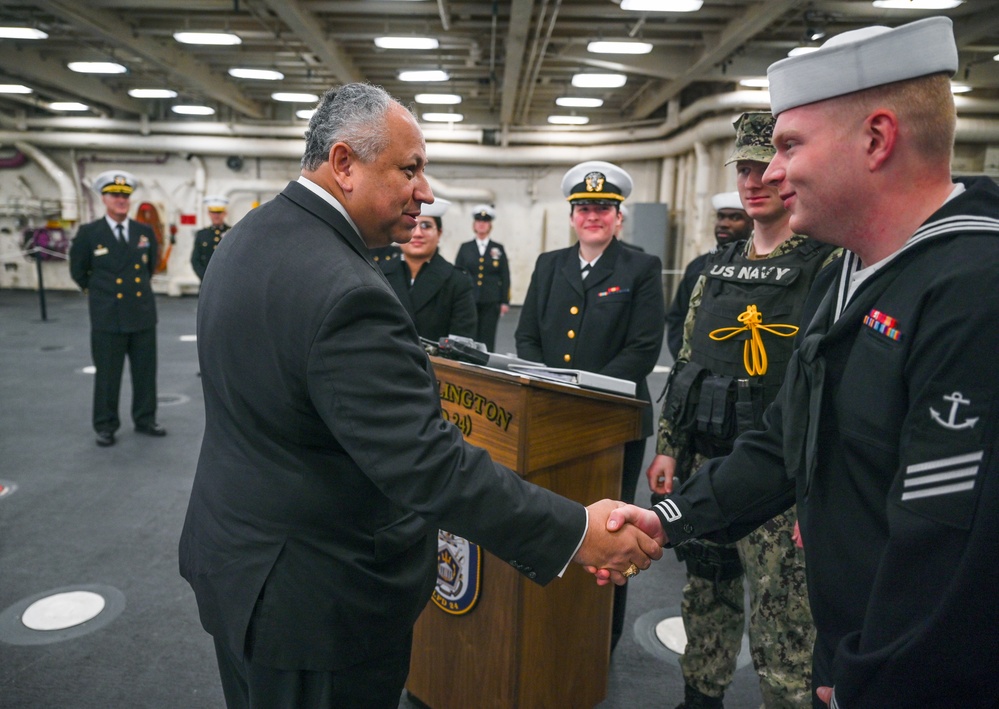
[191,223,230,281]
[454,238,510,351]
[69,216,160,438]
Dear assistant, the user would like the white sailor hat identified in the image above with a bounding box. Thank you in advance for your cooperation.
[93,170,138,196]
[561,160,632,205]
[203,196,229,212]
[767,16,958,116]
[471,204,495,221]
[711,191,744,212]
[420,198,451,218]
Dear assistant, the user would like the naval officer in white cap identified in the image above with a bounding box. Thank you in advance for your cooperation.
[454,203,510,350]
[69,169,166,446]
[516,159,665,651]
[379,197,477,341]
[602,16,999,708]
[191,195,231,281]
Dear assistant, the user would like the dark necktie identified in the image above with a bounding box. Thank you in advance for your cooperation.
[581,264,592,279]
[116,224,126,244]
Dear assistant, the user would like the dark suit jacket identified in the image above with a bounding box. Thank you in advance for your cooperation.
[380,251,477,341]
[515,238,665,438]
[454,238,510,305]
[69,217,158,333]
[178,181,585,671]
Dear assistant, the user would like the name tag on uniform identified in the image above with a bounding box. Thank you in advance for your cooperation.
[94,247,109,256]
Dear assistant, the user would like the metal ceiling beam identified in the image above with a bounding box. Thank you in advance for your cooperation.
[34,0,266,119]
[499,0,537,127]
[261,0,364,86]
[629,0,806,119]
[0,44,145,116]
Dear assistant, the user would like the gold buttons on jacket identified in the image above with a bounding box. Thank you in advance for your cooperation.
[136,291,142,297]
[567,330,575,339]
[563,354,571,363]
[116,278,123,284]
[134,264,141,269]
[135,277,141,283]
[117,293,123,299]
[570,306,579,315]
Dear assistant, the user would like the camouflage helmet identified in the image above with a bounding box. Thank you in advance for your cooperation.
[724,111,776,165]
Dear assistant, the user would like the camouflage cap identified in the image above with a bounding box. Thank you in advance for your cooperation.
[724,112,776,165]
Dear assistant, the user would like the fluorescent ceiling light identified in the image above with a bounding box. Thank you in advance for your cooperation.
[68,61,126,74]
[374,37,439,50]
[229,68,284,81]
[0,27,48,39]
[0,84,33,94]
[739,78,769,88]
[587,41,653,55]
[173,31,241,45]
[172,105,216,116]
[422,113,464,123]
[556,97,604,108]
[621,0,703,11]
[571,73,627,88]
[950,82,972,94]
[788,46,821,57]
[49,102,89,111]
[296,109,316,120]
[272,92,318,103]
[399,70,449,82]
[871,0,963,8]
[548,115,590,125]
[128,88,178,98]
[415,93,461,105]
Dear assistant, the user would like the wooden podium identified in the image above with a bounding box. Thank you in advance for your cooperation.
[406,356,645,709]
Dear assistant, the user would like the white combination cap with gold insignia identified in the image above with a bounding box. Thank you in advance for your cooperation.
[204,196,229,212]
[471,204,495,221]
[421,198,451,218]
[561,160,632,205]
[92,170,138,196]
[767,16,958,116]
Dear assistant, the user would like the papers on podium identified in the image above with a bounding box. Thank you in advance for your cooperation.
[507,364,636,397]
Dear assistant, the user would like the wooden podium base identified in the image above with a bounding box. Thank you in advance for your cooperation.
[406,358,643,709]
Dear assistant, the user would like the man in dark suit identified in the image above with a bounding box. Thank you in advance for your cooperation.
[454,204,510,351]
[69,170,166,447]
[515,160,666,651]
[178,83,661,709]
[380,197,477,341]
[665,192,750,359]
[190,195,231,281]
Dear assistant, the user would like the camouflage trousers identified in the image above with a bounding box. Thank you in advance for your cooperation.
[679,507,815,708]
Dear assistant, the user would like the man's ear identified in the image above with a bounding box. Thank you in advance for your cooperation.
[865,109,898,172]
[329,142,354,192]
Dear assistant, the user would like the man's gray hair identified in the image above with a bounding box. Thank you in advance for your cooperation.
[301,83,397,170]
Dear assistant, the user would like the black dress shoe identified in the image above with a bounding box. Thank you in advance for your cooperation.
[96,431,115,447]
[135,423,167,437]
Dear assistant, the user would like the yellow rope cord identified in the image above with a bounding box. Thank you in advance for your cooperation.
[708,304,799,376]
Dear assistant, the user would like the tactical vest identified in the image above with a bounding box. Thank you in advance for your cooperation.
[666,238,836,456]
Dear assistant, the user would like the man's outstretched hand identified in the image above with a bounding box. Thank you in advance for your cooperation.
[586,504,669,586]
[573,500,663,585]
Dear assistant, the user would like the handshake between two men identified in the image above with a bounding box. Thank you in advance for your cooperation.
[573,500,669,585]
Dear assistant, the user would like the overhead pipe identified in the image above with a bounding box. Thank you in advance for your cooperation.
[13,141,79,222]
[2,115,999,168]
[4,93,998,151]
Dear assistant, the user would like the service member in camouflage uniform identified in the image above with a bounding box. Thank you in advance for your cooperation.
[646,113,839,709]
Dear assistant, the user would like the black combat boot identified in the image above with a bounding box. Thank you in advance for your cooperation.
[674,684,724,709]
